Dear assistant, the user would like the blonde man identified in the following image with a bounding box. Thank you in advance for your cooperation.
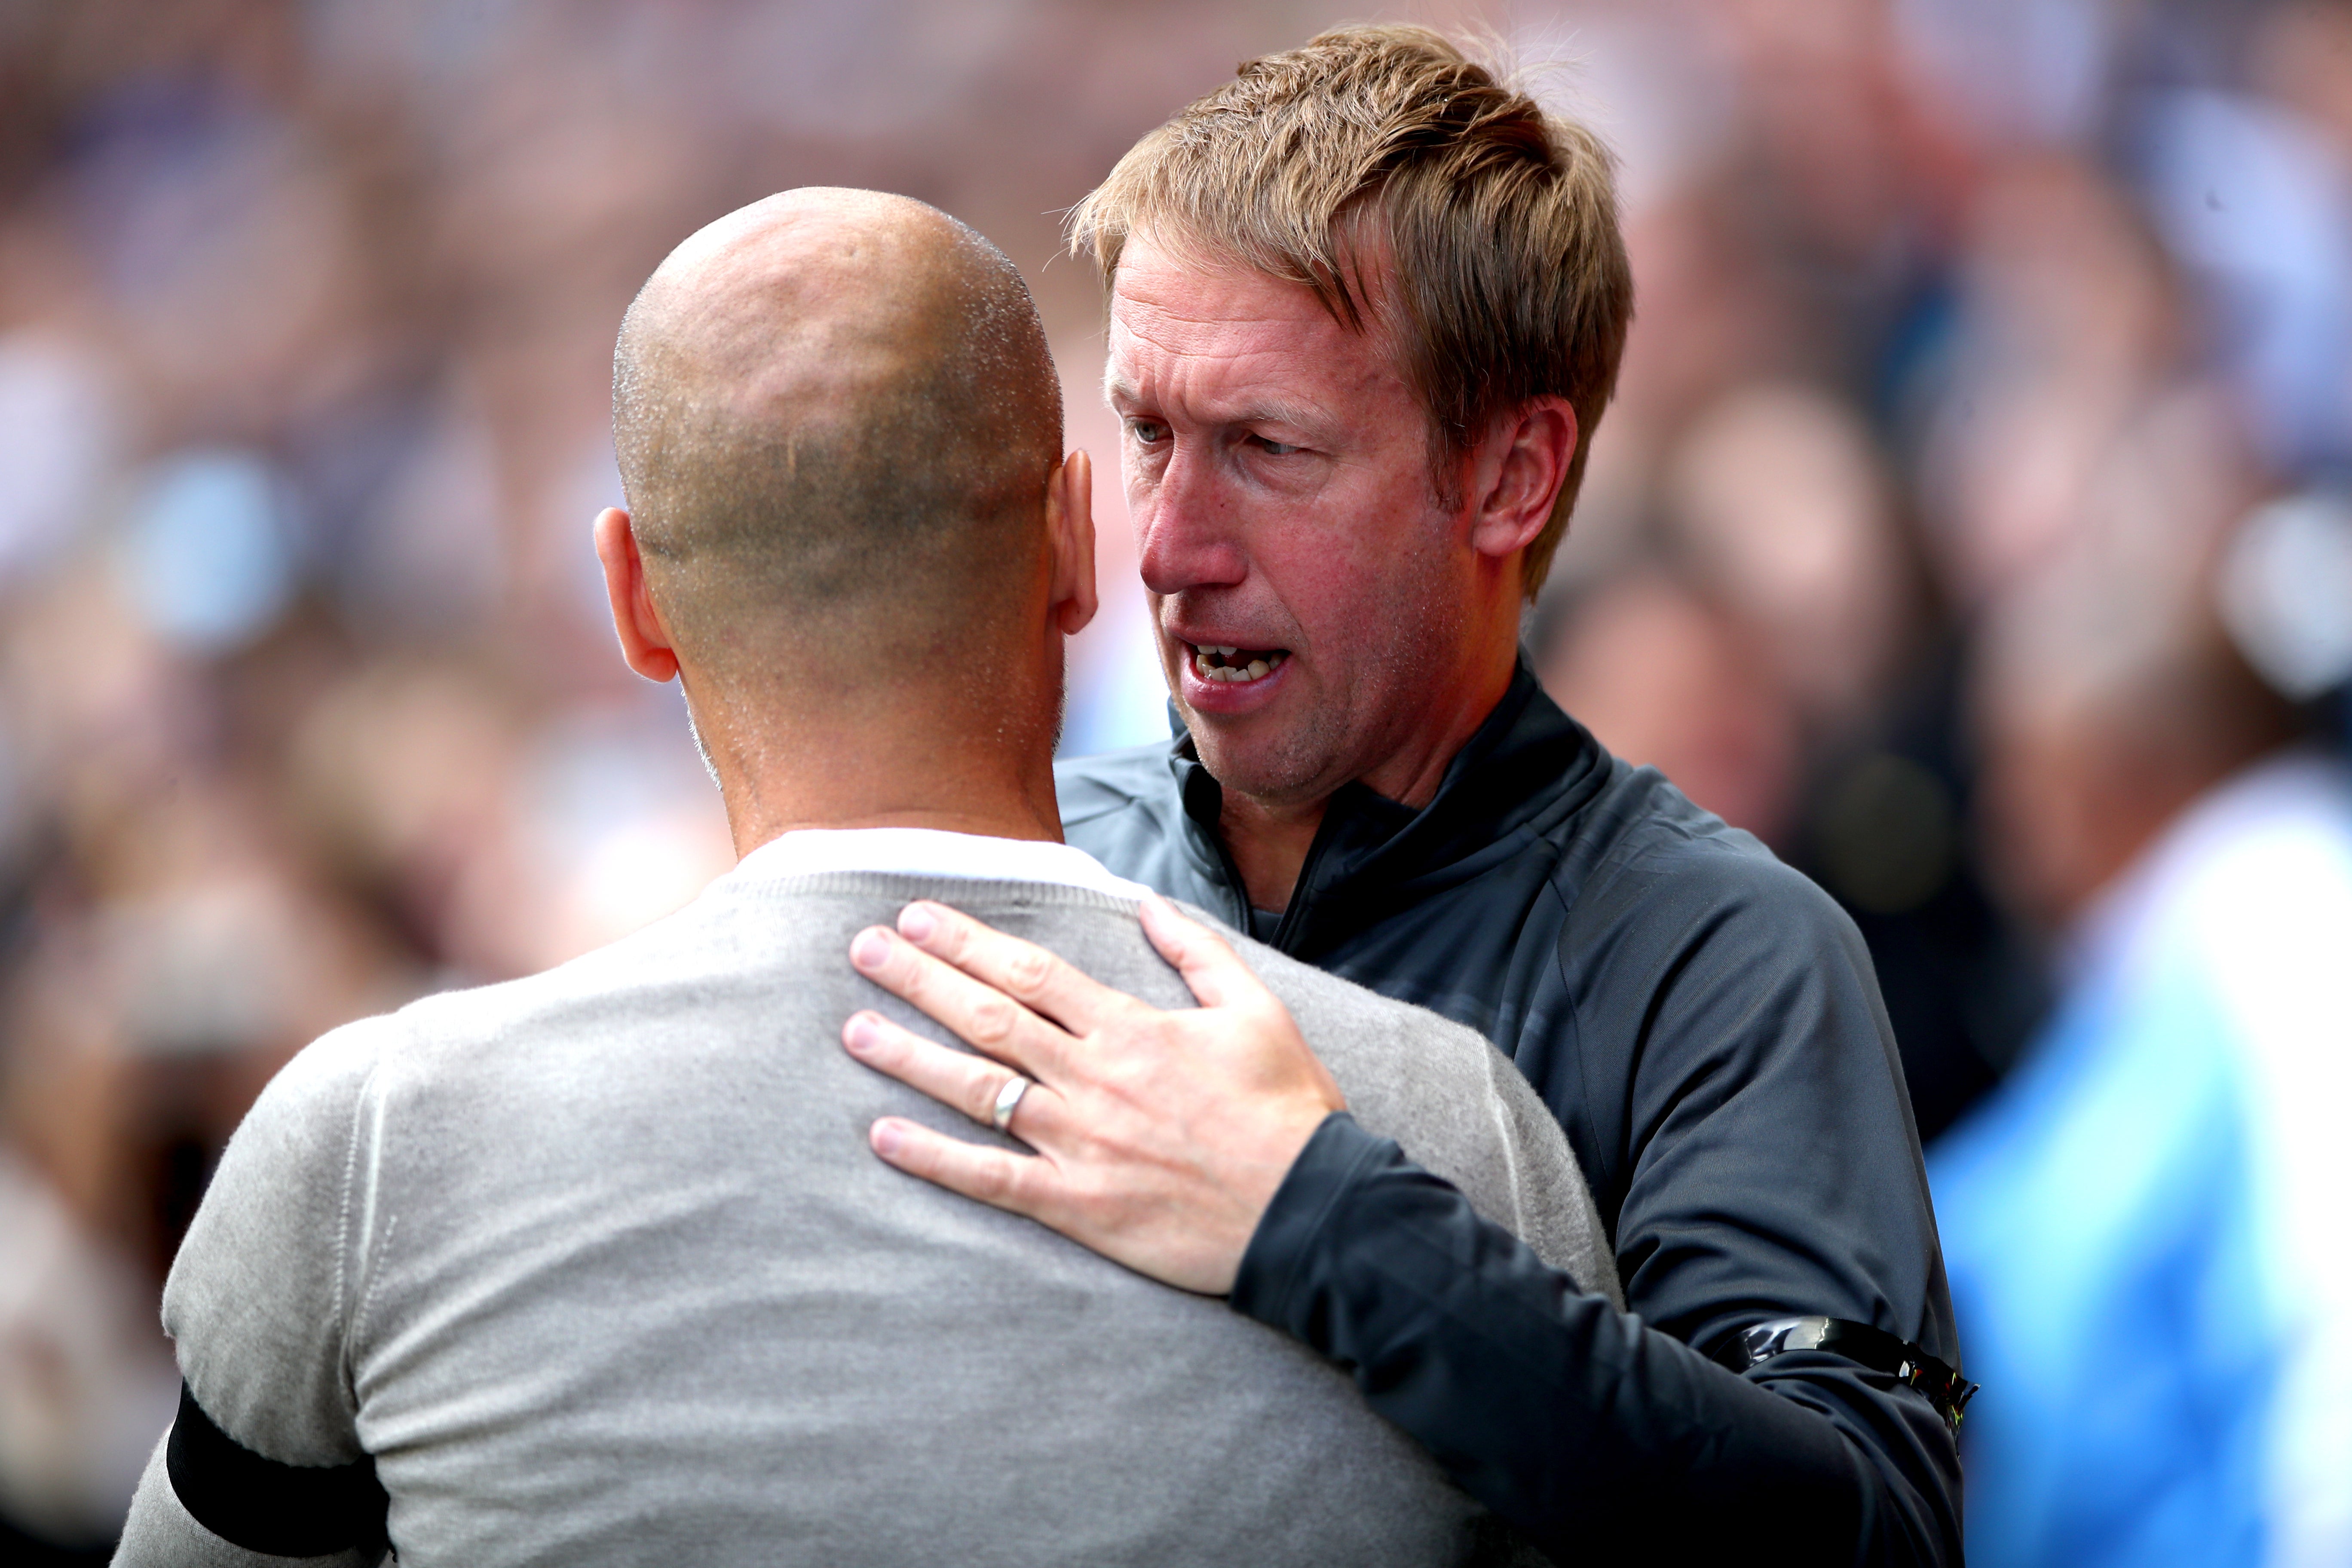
[851,26,1968,1566]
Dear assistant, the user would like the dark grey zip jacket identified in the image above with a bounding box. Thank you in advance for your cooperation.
[1056,662,1963,1566]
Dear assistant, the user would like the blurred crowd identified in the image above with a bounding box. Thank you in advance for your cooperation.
[1,0,2348,1562]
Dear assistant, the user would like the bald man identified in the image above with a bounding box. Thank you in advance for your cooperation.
[110,190,1616,1568]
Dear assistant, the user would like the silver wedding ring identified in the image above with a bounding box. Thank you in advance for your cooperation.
[990,1074,1032,1134]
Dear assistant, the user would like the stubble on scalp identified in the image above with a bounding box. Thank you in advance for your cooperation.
[611,189,1063,697]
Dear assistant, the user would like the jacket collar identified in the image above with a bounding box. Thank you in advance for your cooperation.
[1164,658,1607,956]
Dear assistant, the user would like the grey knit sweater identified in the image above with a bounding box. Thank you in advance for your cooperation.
[116,864,1617,1567]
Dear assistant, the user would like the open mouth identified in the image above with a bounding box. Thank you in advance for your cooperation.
[1189,644,1290,684]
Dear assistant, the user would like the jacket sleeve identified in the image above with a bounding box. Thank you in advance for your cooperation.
[1230,859,1964,1565]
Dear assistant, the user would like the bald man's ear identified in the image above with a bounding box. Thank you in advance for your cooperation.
[594,508,681,683]
[1047,451,1098,637]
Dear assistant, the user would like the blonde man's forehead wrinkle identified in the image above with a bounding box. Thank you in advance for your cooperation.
[1114,316,1403,425]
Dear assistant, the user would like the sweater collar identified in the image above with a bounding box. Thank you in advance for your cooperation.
[733,826,1153,903]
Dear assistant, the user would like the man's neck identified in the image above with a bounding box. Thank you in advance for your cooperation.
[696,684,1065,860]
[1219,791,1326,916]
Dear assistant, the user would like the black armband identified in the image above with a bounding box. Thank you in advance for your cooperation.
[165,1381,389,1558]
[1712,1316,1978,1430]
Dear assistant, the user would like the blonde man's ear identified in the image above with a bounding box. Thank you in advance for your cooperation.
[1466,397,1578,569]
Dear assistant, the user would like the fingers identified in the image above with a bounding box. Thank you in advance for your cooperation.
[867,1115,1060,1219]
[848,924,1072,1079]
[892,900,1129,1034]
[1137,894,1268,1011]
[842,1010,1059,1142]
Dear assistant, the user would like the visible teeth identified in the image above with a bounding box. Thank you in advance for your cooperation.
[1191,644,1286,683]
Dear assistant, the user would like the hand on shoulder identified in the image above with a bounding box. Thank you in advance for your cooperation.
[841,894,1343,1295]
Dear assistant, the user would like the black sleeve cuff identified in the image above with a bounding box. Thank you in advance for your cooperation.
[1229,1111,1411,1349]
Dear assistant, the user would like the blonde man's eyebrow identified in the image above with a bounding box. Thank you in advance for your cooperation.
[1102,375,1318,435]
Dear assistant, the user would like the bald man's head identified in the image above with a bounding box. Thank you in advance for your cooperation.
[613,189,1062,686]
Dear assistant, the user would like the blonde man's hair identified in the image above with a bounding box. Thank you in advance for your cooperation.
[1069,24,1634,598]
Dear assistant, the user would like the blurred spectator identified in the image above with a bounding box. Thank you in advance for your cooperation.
[0,1147,175,1556]
[1916,154,2219,607]
[2218,490,2352,714]
[0,331,121,591]
[1663,381,1913,738]
[1932,538,2349,1567]
[1535,567,1801,843]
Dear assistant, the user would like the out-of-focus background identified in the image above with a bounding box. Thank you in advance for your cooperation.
[1,1,2347,1562]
